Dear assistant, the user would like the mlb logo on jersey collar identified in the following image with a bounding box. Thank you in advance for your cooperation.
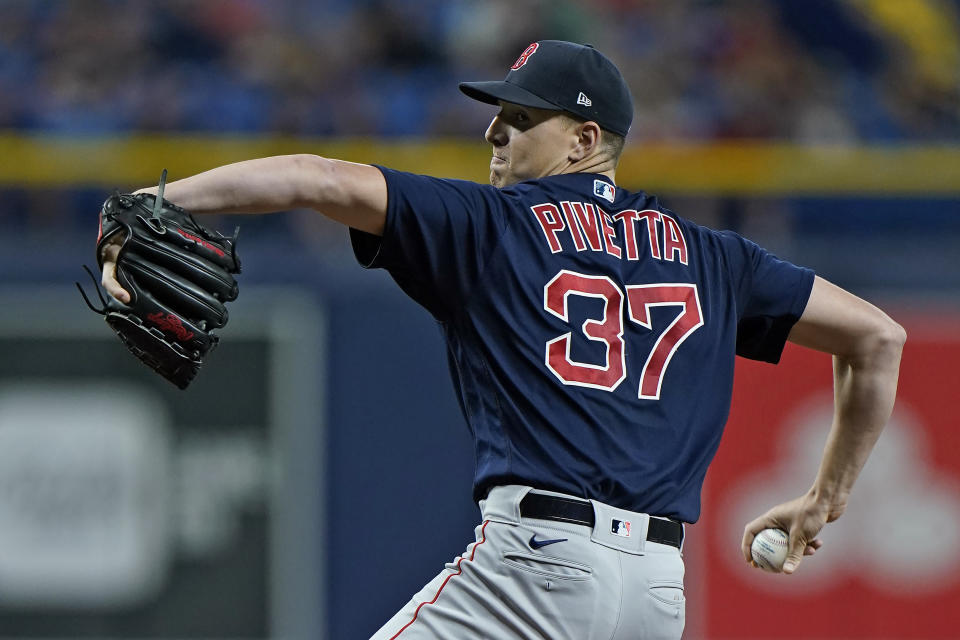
[594,179,615,204]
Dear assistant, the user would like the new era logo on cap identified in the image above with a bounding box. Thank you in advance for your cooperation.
[577,92,592,107]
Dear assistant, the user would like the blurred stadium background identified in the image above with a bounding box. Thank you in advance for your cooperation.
[0,1,957,638]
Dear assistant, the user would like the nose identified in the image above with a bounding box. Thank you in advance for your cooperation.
[485,116,507,146]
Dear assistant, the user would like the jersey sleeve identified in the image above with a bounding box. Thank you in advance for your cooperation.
[718,231,815,363]
[350,166,510,320]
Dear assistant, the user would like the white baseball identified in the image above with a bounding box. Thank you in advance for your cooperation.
[751,528,789,572]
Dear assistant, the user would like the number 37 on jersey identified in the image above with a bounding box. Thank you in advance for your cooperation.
[543,270,704,401]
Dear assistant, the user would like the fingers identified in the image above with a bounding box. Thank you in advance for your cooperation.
[100,241,131,304]
[804,538,823,556]
[100,240,120,264]
[742,533,823,574]
[782,555,801,574]
[101,261,131,304]
[742,511,826,574]
[741,528,754,564]
[783,526,804,574]
[741,515,771,563]
[783,535,824,574]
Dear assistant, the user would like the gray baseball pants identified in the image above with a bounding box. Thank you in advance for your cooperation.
[371,485,685,639]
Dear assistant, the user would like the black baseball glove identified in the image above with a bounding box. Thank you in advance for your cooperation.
[77,170,240,389]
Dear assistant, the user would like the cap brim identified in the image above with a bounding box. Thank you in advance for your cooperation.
[458,80,559,110]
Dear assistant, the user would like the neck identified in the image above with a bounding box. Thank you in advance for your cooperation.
[556,154,618,183]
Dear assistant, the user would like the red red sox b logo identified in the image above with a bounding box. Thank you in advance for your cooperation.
[512,43,539,70]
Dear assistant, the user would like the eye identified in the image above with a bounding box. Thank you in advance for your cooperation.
[495,106,532,128]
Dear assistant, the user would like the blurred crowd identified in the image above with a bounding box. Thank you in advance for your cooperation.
[1,0,958,142]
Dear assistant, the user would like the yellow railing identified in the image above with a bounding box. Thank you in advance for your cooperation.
[1,133,959,195]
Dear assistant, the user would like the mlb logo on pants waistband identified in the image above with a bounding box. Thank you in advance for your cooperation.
[612,519,631,537]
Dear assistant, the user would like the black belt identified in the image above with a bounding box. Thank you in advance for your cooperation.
[519,492,684,549]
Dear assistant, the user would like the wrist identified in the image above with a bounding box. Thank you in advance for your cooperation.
[807,485,848,521]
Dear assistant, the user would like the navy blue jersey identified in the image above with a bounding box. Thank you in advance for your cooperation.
[351,168,814,522]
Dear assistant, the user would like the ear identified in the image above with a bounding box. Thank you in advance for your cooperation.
[568,120,603,162]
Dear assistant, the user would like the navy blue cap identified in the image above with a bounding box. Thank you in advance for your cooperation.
[459,40,633,137]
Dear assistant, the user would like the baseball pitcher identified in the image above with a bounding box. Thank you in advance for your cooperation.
[95,41,904,639]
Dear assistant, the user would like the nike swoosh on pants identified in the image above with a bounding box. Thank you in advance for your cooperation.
[529,535,568,549]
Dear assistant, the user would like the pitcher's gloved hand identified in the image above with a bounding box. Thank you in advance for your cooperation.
[77,170,240,389]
